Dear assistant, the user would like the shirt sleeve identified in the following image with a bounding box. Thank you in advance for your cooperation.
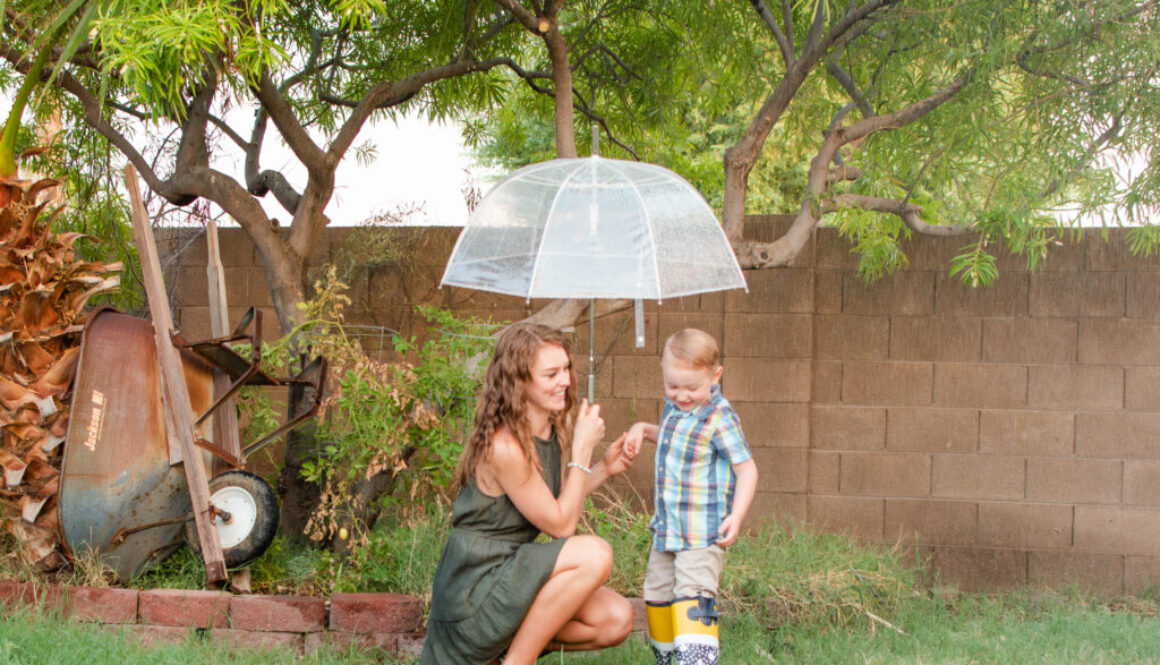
[711,407,752,465]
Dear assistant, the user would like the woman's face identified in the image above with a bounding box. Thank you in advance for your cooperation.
[525,342,571,416]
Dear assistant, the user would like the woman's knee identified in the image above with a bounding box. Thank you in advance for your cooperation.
[563,535,614,582]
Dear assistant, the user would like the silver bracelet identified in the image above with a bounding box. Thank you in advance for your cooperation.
[566,462,593,474]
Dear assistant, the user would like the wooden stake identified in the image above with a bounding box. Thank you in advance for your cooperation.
[124,165,227,585]
[206,221,241,475]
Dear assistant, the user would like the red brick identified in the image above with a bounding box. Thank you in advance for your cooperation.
[840,452,931,497]
[1027,458,1122,504]
[935,274,1029,318]
[808,451,840,493]
[329,593,422,633]
[843,273,935,316]
[1029,273,1125,318]
[1124,461,1160,506]
[1028,365,1123,411]
[396,632,427,659]
[890,317,982,362]
[1076,413,1160,459]
[979,410,1074,455]
[722,358,810,402]
[1078,320,1160,365]
[305,631,399,652]
[108,624,194,647]
[982,319,1077,364]
[1028,552,1123,595]
[886,408,978,453]
[807,496,884,542]
[977,502,1072,549]
[0,580,64,612]
[932,455,1025,500]
[928,546,1027,592]
[209,628,304,652]
[722,314,812,358]
[842,361,933,406]
[139,589,230,629]
[1125,367,1160,411]
[815,315,888,360]
[1075,506,1160,554]
[934,364,1027,409]
[750,447,807,492]
[812,361,842,404]
[724,268,814,313]
[812,406,885,451]
[229,595,325,633]
[732,402,808,448]
[885,499,978,546]
[65,586,138,624]
[628,597,648,633]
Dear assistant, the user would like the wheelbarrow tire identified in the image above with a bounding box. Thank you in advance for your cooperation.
[185,470,279,568]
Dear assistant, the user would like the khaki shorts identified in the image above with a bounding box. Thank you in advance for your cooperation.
[642,545,725,602]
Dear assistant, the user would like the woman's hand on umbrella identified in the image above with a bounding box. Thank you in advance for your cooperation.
[571,399,605,465]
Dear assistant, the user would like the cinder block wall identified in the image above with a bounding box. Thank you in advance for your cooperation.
[158,218,1160,594]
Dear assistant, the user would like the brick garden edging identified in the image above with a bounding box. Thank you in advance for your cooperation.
[0,581,427,657]
[0,581,650,657]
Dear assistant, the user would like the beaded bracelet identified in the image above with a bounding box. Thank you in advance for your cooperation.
[566,462,593,474]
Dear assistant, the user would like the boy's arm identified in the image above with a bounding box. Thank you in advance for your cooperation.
[715,458,758,548]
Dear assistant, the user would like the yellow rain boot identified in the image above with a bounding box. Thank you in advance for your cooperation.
[671,596,719,665]
[646,600,676,665]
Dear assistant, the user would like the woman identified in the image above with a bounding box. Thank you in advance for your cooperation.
[420,323,637,665]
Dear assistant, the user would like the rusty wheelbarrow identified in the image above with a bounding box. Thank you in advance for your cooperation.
[57,306,325,582]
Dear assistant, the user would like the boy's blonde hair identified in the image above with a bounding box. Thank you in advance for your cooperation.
[662,328,720,370]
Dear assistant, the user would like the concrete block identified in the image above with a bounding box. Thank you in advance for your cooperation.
[1125,556,1160,596]
[1028,552,1124,595]
[575,309,657,357]
[173,265,211,308]
[812,361,843,404]
[815,230,860,270]
[722,314,812,358]
[724,268,814,313]
[1076,413,1160,459]
[229,595,326,633]
[599,398,661,443]
[158,227,207,266]
[656,311,720,355]
[900,234,961,271]
[807,495,885,542]
[890,316,982,362]
[886,408,978,453]
[979,410,1074,455]
[814,271,842,314]
[842,361,933,406]
[1125,273,1160,320]
[927,546,1028,592]
[935,274,1029,318]
[611,355,661,399]
[1125,367,1160,411]
[815,315,889,360]
[749,447,807,493]
[1027,365,1123,411]
[843,272,935,317]
[840,452,931,497]
[808,451,841,493]
[982,319,1077,364]
[138,589,230,629]
[329,593,423,633]
[885,499,978,546]
[977,502,1072,549]
[749,491,807,525]
[1078,320,1160,365]
[1029,273,1125,318]
[1027,458,1122,504]
[64,586,138,624]
[1087,235,1160,272]
[1124,461,1160,507]
[732,402,808,448]
[934,364,1027,409]
[932,455,1026,500]
[812,405,886,451]
[1075,506,1160,554]
[722,358,811,403]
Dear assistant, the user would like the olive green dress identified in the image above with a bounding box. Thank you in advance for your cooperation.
[420,434,567,664]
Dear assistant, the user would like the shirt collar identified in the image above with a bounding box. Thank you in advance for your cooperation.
[665,385,724,421]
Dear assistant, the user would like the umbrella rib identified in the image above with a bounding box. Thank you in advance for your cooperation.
[604,160,662,298]
[527,160,587,297]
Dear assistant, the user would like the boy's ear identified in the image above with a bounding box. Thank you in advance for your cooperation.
[712,365,724,383]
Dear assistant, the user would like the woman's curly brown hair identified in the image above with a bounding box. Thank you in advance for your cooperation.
[453,323,576,491]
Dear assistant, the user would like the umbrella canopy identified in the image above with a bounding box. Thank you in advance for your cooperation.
[440,156,746,301]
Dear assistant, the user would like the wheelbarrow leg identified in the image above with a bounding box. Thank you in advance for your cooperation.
[126,166,227,586]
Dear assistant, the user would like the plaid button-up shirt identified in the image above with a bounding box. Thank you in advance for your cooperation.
[650,386,752,552]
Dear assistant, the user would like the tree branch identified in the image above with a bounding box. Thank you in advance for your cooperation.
[824,193,970,236]
[750,0,793,65]
[827,60,875,118]
[253,71,330,173]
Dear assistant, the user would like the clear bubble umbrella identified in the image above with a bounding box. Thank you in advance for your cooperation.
[440,152,747,401]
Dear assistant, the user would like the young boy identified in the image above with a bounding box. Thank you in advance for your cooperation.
[625,328,758,665]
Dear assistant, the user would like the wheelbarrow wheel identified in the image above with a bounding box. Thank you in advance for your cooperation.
[185,470,279,568]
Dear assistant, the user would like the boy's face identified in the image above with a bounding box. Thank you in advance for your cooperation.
[661,353,723,412]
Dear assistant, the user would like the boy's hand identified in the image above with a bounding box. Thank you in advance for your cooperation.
[624,422,652,457]
[716,514,743,548]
